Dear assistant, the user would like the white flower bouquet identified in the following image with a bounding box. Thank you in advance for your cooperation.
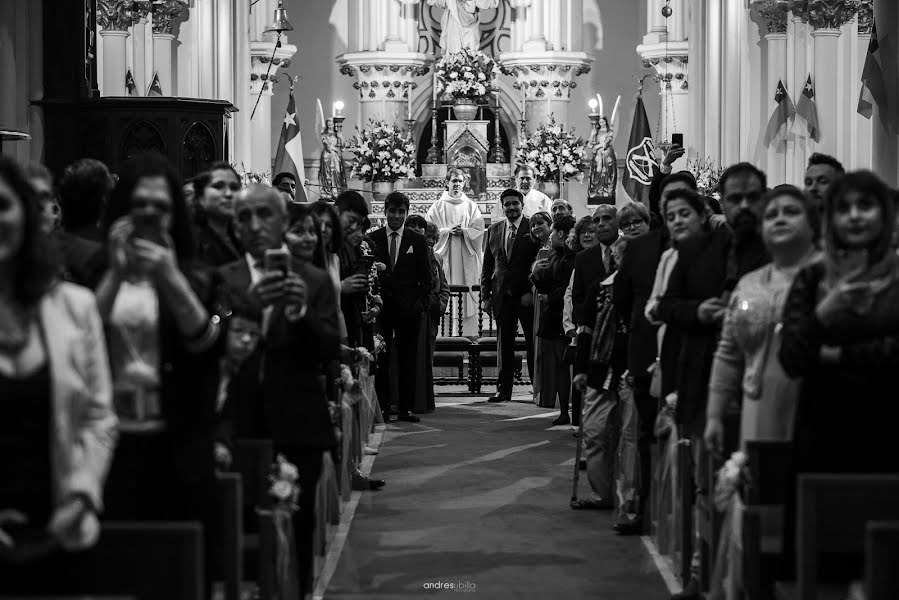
[514,115,587,182]
[713,451,747,512]
[435,47,506,101]
[268,454,300,508]
[373,333,387,357]
[349,119,417,183]
[236,164,271,187]
[686,157,725,198]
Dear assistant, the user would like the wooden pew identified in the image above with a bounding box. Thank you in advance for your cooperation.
[91,521,205,600]
[677,438,693,583]
[775,474,899,600]
[232,439,274,593]
[216,471,244,600]
[434,285,480,391]
[865,520,899,600]
[742,441,793,600]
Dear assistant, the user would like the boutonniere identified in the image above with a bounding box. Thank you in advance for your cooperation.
[406,246,414,254]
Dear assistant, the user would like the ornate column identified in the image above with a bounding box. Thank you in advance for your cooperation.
[97,1,133,96]
[755,0,790,181]
[855,0,873,169]
[637,0,690,169]
[249,42,296,173]
[338,57,429,127]
[131,1,152,94]
[521,0,550,52]
[795,0,860,155]
[151,1,186,96]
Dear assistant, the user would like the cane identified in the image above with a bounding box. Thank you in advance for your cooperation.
[570,379,586,505]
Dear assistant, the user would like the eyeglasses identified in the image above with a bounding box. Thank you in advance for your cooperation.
[619,219,646,230]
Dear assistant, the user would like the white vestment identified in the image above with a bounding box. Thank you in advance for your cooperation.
[428,0,499,54]
[522,188,552,217]
[426,192,485,318]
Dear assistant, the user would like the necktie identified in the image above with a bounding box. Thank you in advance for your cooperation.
[506,223,516,258]
[390,231,399,269]
[603,245,612,273]
[607,246,617,274]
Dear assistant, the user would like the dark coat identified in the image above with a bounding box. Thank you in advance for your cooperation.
[368,227,432,323]
[480,218,541,316]
[656,226,768,435]
[532,249,575,339]
[572,244,613,327]
[214,258,340,448]
[193,222,242,268]
[613,228,664,377]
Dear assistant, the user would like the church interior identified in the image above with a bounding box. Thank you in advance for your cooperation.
[2,0,899,599]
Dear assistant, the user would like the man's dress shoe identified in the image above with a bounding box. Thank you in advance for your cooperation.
[397,411,420,423]
[352,470,385,491]
[488,393,510,403]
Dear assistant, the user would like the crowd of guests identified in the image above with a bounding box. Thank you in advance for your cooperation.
[2,143,898,599]
[0,152,442,597]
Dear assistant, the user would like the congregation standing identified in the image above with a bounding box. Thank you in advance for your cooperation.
[2,139,899,599]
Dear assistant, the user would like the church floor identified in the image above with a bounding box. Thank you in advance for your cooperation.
[320,390,671,599]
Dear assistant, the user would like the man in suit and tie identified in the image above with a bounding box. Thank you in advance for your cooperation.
[572,203,620,331]
[369,191,433,423]
[213,184,340,597]
[481,188,541,403]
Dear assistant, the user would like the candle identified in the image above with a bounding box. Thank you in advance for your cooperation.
[407,87,413,119]
[432,71,438,105]
[332,102,336,119]
[520,86,526,118]
[335,100,344,117]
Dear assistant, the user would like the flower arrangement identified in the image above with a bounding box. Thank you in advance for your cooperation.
[435,47,506,101]
[515,115,587,182]
[373,334,387,357]
[713,451,747,511]
[349,120,417,182]
[686,157,725,198]
[236,164,271,188]
[269,454,300,509]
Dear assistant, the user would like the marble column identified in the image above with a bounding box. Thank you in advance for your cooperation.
[131,5,151,94]
[811,29,841,155]
[97,1,133,97]
[754,0,790,180]
[249,40,297,173]
[522,0,550,52]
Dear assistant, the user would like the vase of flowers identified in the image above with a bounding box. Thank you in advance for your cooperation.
[686,157,725,198]
[435,47,506,114]
[349,120,417,194]
[515,115,587,186]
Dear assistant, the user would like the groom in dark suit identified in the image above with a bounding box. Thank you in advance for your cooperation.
[481,188,541,402]
[369,191,432,422]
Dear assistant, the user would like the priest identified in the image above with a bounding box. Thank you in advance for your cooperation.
[426,168,485,321]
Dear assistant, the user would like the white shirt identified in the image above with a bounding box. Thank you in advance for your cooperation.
[521,188,552,217]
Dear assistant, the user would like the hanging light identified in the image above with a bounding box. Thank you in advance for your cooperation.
[264,0,294,35]
[661,0,673,18]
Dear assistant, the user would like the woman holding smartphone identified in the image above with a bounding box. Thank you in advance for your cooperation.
[93,153,222,576]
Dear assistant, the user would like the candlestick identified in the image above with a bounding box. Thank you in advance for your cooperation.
[426,105,441,164]
[432,71,438,105]
[488,93,506,164]
[407,88,413,120]
[520,86,526,119]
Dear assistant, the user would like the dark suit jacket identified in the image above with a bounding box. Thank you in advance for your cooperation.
[572,244,611,327]
[613,229,664,376]
[193,221,242,268]
[656,227,769,434]
[214,258,340,448]
[480,218,541,315]
[532,249,575,338]
[368,227,432,324]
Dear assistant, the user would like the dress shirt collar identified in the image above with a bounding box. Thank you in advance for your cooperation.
[506,215,524,231]
[388,224,404,239]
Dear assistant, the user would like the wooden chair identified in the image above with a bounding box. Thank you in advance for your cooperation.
[865,520,899,600]
[473,288,530,392]
[775,474,899,600]
[92,521,205,600]
[216,471,244,600]
[742,441,793,600]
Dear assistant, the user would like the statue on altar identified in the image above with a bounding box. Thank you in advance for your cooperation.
[318,118,346,199]
[428,0,499,54]
[588,116,617,204]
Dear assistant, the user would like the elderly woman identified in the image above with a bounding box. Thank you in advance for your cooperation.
[0,157,117,594]
[528,211,554,405]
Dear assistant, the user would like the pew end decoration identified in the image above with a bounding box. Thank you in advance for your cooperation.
[515,115,587,183]
[348,120,417,183]
[262,454,301,600]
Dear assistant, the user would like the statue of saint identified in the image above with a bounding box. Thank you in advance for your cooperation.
[428,0,499,54]
[588,116,617,204]
[318,118,346,199]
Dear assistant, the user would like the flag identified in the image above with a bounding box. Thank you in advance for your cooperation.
[125,69,138,97]
[858,21,887,120]
[273,88,308,203]
[622,95,658,204]
[147,72,163,97]
[796,74,820,142]
[763,80,796,147]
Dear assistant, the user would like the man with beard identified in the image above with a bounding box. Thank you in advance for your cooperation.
[656,162,769,600]
[481,188,542,402]
[515,164,552,217]
[803,152,843,212]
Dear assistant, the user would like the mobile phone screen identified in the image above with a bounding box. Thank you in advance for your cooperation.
[671,133,684,147]
[264,249,290,274]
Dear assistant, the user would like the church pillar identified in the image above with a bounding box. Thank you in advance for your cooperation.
[233,0,252,171]
[131,5,152,95]
[97,1,132,97]
[249,41,296,173]
[338,53,429,126]
[811,29,842,156]
[521,0,550,52]
[754,1,790,182]
[854,4,873,170]
[150,1,188,91]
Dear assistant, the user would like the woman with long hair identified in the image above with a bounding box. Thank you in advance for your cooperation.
[533,215,578,423]
[0,157,117,594]
[528,211,555,406]
[192,161,242,267]
[311,200,346,339]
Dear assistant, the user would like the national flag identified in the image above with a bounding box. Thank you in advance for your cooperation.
[273,88,308,203]
[147,72,163,97]
[763,80,796,147]
[621,94,658,204]
[125,69,138,97]
[858,21,887,120]
[795,74,820,142]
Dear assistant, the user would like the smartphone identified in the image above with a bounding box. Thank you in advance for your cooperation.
[130,213,166,246]
[671,133,684,147]
[264,248,291,275]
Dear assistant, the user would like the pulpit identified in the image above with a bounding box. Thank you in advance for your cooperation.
[36,97,236,178]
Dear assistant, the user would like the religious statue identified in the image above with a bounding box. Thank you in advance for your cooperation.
[428,0,499,54]
[318,118,346,199]
[588,116,617,204]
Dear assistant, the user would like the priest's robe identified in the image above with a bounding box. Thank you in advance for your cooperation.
[426,192,484,319]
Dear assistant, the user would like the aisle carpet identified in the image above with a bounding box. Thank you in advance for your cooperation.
[324,394,670,599]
